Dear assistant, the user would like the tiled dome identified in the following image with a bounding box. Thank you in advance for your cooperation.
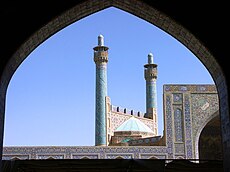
[115,116,153,133]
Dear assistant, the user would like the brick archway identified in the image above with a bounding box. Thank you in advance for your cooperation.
[0,0,229,170]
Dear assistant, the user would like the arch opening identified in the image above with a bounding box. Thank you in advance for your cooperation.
[0,0,228,169]
[2,7,216,144]
[199,115,223,160]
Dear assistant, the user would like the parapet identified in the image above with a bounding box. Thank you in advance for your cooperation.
[111,105,146,118]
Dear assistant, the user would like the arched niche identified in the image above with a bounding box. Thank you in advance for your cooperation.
[176,156,184,159]
[11,157,20,160]
[199,115,223,160]
[46,156,55,160]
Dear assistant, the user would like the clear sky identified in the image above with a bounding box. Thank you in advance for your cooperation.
[3,7,214,146]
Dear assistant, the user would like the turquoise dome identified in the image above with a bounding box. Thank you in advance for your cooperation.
[115,116,154,133]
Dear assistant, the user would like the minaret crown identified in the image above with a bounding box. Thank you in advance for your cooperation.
[144,53,158,80]
[148,53,154,64]
[94,35,109,64]
[98,34,104,46]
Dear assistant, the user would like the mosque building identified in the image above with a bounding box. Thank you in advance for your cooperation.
[2,35,222,160]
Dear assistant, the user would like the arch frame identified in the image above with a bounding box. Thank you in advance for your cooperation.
[0,0,229,170]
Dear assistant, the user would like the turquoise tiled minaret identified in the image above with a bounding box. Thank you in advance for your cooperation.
[144,53,158,134]
[93,35,109,146]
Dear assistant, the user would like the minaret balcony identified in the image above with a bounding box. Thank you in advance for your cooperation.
[94,56,108,64]
[144,69,157,80]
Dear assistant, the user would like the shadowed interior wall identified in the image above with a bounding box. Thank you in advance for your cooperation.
[199,116,223,160]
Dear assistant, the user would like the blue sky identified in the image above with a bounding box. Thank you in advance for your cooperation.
[3,7,214,146]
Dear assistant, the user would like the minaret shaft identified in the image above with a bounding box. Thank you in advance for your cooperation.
[144,53,158,135]
[94,35,108,146]
[146,79,157,110]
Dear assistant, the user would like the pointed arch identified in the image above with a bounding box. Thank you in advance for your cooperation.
[198,115,223,160]
[194,110,220,159]
[0,0,229,169]
[11,157,20,160]
[46,156,55,160]
[176,156,184,159]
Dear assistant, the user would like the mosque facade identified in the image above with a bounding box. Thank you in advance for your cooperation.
[2,35,221,160]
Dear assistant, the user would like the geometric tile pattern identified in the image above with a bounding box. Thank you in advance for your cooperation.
[174,108,184,142]
[164,84,218,159]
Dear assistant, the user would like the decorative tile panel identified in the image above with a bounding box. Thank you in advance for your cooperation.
[191,94,219,138]
[173,93,182,104]
[173,107,184,142]
[184,94,193,158]
[174,143,185,154]
[165,94,174,158]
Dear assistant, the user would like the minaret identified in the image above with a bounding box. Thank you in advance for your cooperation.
[144,53,158,135]
[93,35,109,146]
